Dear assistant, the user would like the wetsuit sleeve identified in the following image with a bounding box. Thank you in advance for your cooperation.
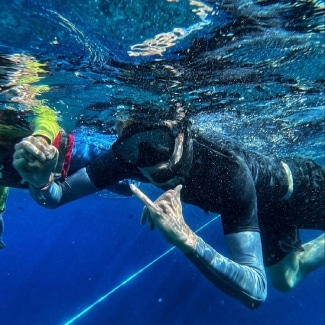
[29,149,140,208]
[184,154,266,308]
[29,167,99,208]
[31,105,61,143]
[186,231,267,309]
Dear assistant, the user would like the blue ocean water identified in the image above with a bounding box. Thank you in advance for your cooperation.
[0,1,324,324]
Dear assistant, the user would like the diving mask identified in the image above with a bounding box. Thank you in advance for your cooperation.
[112,120,193,187]
[112,123,178,168]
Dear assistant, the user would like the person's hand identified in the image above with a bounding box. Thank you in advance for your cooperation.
[130,184,198,253]
[13,136,58,188]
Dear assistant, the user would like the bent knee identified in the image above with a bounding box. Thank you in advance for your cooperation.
[266,255,300,292]
[268,272,296,292]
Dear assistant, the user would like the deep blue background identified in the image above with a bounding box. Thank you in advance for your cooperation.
[0,187,324,325]
[0,0,324,324]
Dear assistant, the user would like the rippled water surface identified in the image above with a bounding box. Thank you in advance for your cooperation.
[1,0,324,159]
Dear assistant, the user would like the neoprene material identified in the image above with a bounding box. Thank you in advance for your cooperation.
[187,232,267,309]
[31,106,60,143]
[29,167,98,208]
[27,128,324,308]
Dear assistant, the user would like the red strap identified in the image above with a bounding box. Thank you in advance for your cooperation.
[52,132,62,149]
[52,132,75,182]
[60,133,74,181]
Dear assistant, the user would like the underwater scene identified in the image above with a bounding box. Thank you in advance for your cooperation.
[0,0,324,324]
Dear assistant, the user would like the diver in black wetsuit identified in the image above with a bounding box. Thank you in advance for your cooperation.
[13,118,325,309]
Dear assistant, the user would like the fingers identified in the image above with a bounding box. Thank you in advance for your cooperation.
[43,145,58,160]
[140,206,155,230]
[131,185,159,230]
[155,186,182,212]
[26,159,45,169]
[13,147,39,163]
[13,155,44,172]
[14,137,46,162]
[174,184,183,198]
[131,184,183,231]
[162,185,182,204]
[12,156,26,170]
[14,136,57,162]
[148,216,155,230]
[140,206,148,225]
[130,184,157,211]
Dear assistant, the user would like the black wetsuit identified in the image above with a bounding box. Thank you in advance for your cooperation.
[86,131,325,266]
[29,130,325,308]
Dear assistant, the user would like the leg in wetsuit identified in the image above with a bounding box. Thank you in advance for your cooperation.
[264,158,325,291]
[267,233,324,291]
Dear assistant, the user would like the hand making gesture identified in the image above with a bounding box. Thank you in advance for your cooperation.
[130,184,198,253]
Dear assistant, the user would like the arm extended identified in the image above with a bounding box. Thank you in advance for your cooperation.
[130,184,267,309]
[13,133,129,207]
[187,231,266,309]
[29,167,98,208]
